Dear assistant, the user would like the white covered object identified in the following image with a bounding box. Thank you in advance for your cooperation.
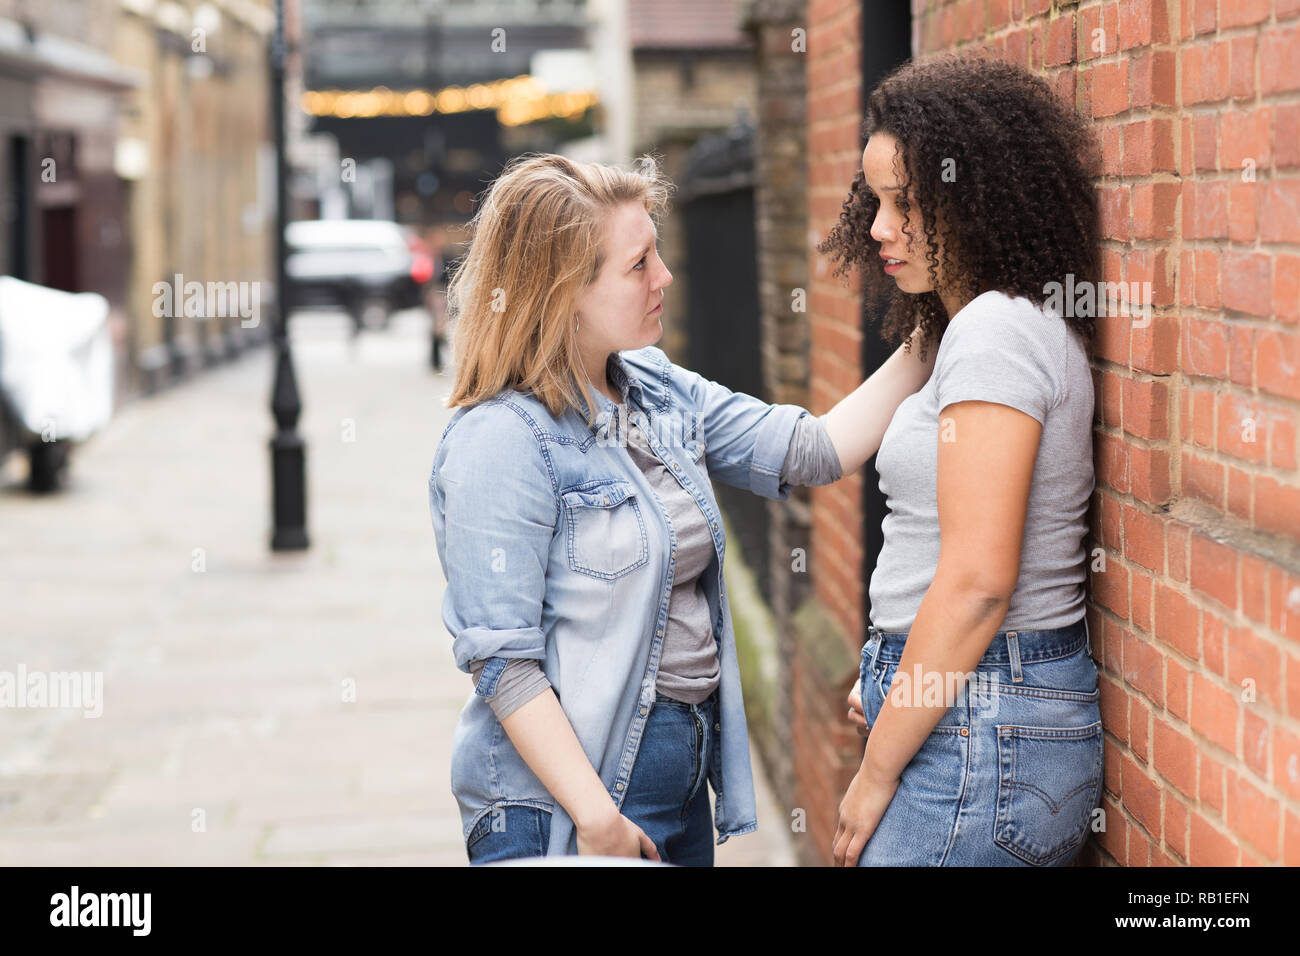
[0,275,114,442]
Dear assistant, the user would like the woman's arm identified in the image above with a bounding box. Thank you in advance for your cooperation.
[499,690,659,859]
[822,324,938,476]
[833,398,1042,866]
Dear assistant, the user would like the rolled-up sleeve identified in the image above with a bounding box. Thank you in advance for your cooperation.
[429,403,557,678]
[668,354,808,501]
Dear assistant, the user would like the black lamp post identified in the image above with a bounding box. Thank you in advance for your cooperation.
[269,0,308,551]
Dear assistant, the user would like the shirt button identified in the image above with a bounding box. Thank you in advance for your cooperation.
[639,706,648,716]
[714,722,721,732]
[616,782,625,791]
[672,463,680,471]
[711,521,718,531]
[656,628,664,636]
[960,728,970,737]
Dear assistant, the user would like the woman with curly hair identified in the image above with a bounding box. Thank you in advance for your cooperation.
[823,51,1106,866]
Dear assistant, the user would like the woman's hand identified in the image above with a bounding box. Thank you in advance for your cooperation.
[832,765,900,867]
[575,805,661,861]
[846,683,869,737]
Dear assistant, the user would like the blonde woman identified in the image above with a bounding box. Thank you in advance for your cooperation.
[428,153,936,864]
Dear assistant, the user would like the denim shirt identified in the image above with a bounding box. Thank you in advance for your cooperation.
[428,345,807,856]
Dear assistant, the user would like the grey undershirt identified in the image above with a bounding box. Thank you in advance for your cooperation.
[469,409,842,719]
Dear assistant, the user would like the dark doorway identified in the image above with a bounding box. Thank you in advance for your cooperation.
[860,1,913,631]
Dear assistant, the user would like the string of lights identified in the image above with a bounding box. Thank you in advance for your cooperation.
[301,74,598,127]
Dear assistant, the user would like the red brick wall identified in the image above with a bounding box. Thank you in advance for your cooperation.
[803,0,1300,865]
[798,0,868,864]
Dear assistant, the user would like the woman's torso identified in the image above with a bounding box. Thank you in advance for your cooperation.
[869,289,1096,631]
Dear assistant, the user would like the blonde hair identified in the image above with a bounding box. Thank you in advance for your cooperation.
[444,153,672,426]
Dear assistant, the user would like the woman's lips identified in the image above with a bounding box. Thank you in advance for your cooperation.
[883,258,906,275]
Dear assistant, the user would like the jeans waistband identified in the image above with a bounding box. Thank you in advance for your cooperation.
[654,688,718,712]
[866,615,1090,668]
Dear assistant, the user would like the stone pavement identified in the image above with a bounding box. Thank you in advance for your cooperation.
[0,311,795,867]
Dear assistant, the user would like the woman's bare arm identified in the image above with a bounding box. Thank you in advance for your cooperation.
[498,688,660,859]
[822,325,937,475]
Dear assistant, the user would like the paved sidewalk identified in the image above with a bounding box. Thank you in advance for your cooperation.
[0,311,794,866]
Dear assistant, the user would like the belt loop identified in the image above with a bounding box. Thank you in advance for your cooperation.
[1006,631,1023,683]
[867,626,883,671]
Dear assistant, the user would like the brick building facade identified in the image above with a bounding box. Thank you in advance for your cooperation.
[736,0,1299,865]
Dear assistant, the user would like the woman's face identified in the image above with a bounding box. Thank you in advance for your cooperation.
[574,200,673,358]
[861,132,947,297]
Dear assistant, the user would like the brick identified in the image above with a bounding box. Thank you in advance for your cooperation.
[1276,105,1300,169]
[1128,444,1172,503]
[1226,771,1281,861]
[1130,694,1151,761]
[1189,813,1239,865]
[1130,314,1179,375]
[1261,23,1300,95]
[1194,248,1220,309]
[1226,465,1253,522]
[1182,39,1231,104]
[1153,717,1197,799]
[1221,107,1273,171]
[1166,654,1190,720]
[1260,180,1300,244]
[1191,672,1239,754]
[1190,532,1238,610]
[1121,377,1169,440]
[1184,316,1229,376]
[1153,582,1201,659]
[1100,672,1129,744]
[1229,35,1257,100]
[1181,450,1224,509]
[1219,0,1271,29]
[1199,751,1225,810]
[1257,328,1300,402]
[1217,391,1267,463]
[1164,791,1189,860]
[1274,725,1300,801]
[1092,59,1129,117]
[1275,253,1300,322]
[1242,707,1270,778]
[1239,552,1270,625]
[1227,623,1282,711]
[1221,251,1273,317]
[1121,753,1162,839]
[1124,629,1165,706]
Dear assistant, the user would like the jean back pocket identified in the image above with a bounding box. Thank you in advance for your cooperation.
[993,719,1103,865]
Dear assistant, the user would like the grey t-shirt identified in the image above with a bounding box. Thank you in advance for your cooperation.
[869,289,1094,632]
[470,409,842,719]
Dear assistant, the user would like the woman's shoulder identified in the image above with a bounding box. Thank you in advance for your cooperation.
[439,392,552,452]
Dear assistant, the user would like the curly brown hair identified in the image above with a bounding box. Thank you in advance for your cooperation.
[818,51,1103,359]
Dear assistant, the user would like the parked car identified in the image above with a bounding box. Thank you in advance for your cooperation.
[0,276,113,492]
[285,219,433,331]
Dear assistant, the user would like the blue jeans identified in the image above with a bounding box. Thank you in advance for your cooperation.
[466,690,717,865]
[856,615,1103,866]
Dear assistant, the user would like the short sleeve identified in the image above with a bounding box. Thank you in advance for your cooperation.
[932,295,1061,425]
[429,403,557,673]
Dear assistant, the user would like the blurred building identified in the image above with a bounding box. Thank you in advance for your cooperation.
[0,0,276,432]
[299,0,594,229]
[627,0,756,357]
[114,0,276,394]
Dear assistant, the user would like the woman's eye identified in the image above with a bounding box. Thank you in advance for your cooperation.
[633,255,647,271]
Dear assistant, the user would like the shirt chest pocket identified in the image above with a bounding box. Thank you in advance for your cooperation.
[561,480,649,580]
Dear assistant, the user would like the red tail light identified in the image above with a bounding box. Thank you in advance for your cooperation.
[410,252,434,284]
